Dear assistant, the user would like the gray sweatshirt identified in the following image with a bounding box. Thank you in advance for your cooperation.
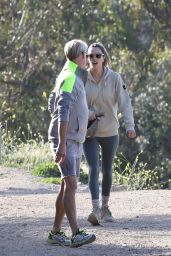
[48,60,89,143]
[85,67,135,137]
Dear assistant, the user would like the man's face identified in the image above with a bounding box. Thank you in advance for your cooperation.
[80,52,87,69]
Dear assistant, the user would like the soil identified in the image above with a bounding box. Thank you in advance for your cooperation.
[0,166,171,256]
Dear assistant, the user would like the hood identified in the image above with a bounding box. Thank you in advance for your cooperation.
[87,66,111,85]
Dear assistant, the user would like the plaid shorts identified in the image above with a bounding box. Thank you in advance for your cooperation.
[49,139,83,179]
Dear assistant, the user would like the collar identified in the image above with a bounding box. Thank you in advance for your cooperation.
[63,59,88,85]
[63,59,78,72]
[87,66,109,84]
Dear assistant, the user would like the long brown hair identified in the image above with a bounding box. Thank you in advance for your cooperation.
[88,42,111,67]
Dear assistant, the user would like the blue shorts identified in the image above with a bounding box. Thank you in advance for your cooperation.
[49,139,83,179]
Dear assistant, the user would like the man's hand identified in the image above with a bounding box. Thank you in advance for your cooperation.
[126,130,136,139]
[55,142,66,164]
[55,121,68,164]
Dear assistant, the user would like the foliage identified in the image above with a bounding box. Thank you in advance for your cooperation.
[113,152,160,190]
[0,123,165,188]
[1,122,88,184]
[32,161,60,177]
[0,0,171,184]
[1,124,52,169]
[32,162,88,184]
[79,169,88,184]
[38,177,61,185]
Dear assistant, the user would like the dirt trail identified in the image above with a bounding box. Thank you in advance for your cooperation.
[0,166,171,256]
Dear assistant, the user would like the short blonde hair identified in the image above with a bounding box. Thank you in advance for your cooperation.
[64,39,88,60]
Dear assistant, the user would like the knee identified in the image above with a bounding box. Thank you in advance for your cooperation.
[60,180,65,192]
[89,166,99,177]
[64,176,77,191]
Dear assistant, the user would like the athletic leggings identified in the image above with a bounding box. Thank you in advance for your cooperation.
[83,135,119,200]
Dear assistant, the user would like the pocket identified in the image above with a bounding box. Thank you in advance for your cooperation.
[68,117,79,132]
[76,117,79,132]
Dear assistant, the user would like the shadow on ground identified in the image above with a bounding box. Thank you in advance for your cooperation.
[0,216,170,256]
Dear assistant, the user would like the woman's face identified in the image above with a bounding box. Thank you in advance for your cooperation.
[87,46,104,70]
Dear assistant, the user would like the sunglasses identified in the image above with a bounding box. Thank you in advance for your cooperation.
[87,53,104,59]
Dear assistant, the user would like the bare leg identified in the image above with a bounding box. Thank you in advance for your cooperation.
[52,179,65,233]
[63,176,79,235]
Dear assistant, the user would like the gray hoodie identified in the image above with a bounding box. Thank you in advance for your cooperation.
[85,67,135,137]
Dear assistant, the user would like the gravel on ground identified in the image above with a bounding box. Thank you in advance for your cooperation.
[0,166,171,256]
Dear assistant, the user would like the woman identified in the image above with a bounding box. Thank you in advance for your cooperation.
[84,42,136,225]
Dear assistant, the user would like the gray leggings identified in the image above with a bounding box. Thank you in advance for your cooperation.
[83,135,119,200]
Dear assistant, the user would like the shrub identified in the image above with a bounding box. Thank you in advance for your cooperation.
[33,163,88,184]
[1,125,52,169]
[79,168,88,184]
[32,161,60,177]
[39,177,61,184]
[113,151,160,190]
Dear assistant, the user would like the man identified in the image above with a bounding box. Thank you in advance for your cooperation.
[48,39,96,248]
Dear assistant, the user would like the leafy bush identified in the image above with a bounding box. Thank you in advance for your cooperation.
[1,124,165,189]
[113,152,160,190]
[39,177,61,185]
[33,163,88,184]
[79,168,88,184]
[1,125,52,169]
[32,161,60,177]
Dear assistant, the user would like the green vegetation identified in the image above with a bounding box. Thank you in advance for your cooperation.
[1,127,88,185]
[1,126,164,189]
[38,177,61,185]
[1,126,52,170]
[0,0,170,187]
[113,152,159,190]
[79,169,88,185]
[32,161,60,177]
[32,160,88,185]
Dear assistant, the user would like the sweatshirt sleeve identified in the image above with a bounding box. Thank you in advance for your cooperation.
[48,90,56,116]
[116,73,135,132]
[57,75,78,122]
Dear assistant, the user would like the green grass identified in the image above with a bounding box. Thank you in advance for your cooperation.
[32,161,60,177]
[38,177,61,184]
[2,141,52,170]
[113,152,160,190]
[1,125,164,189]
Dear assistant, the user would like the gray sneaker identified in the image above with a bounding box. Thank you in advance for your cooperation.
[87,208,101,225]
[47,231,70,246]
[101,206,114,222]
[71,230,96,248]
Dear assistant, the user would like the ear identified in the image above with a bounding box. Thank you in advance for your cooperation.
[102,57,105,65]
[82,52,86,59]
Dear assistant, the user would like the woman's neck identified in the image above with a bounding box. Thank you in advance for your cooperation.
[90,67,104,82]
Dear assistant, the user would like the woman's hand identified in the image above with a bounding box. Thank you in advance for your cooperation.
[126,130,136,139]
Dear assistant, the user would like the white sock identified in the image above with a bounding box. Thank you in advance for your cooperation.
[92,199,100,211]
[102,196,109,208]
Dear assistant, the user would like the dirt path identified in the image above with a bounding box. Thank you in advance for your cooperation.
[0,166,171,256]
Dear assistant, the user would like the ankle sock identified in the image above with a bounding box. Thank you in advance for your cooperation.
[92,199,100,211]
[102,195,109,208]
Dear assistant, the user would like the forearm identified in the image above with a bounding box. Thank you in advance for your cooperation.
[58,121,68,144]
[55,121,68,164]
